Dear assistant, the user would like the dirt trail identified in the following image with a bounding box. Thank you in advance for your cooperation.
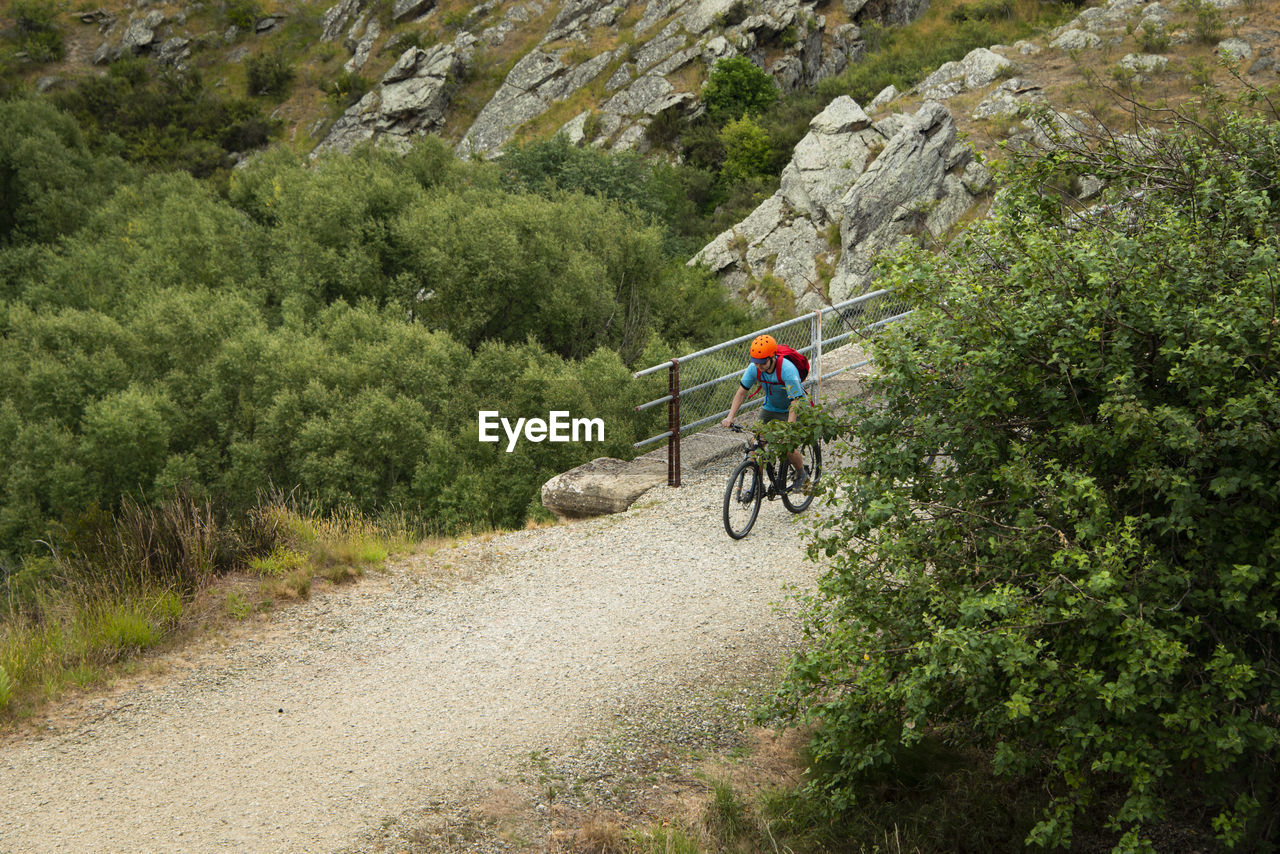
[0,459,823,854]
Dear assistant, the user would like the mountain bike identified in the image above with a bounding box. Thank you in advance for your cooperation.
[723,424,822,539]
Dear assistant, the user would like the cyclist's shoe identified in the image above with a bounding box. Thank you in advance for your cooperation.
[791,466,812,494]
[738,483,756,503]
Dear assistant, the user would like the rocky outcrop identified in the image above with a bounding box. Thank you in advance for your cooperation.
[314,43,469,155]
[693,97,985,309]
[458,47,619,157]
[457,0,927,157]
[829,101,978,300]
[540,457,667,519]
[692,96,893,308]
[916,47,1011,100]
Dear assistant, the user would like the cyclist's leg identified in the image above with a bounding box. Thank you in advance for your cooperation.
[761,409,809,488]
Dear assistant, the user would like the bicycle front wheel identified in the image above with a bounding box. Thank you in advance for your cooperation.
[723,459,763,539]
[780,442,822,513]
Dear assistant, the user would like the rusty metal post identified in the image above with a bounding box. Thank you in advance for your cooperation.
[668,359,681,487]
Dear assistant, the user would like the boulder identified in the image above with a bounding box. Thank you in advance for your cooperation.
[917,47,1011,99]
[1051,29,1102,50]
[122,11,163,53]
[829,101,979,300]
[315,43,463,155]
[1217,37,1252,62]
[1119,52,1168,77]
[541,457,667,519]
[692,96,906,309]
[779,96,883,222]
[392,0,435,21]
[867,83,899,111]
[971,77,1043,119]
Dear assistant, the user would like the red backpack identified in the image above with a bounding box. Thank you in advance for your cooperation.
[749,345,809,398]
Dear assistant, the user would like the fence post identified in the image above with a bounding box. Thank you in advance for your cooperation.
[812,310,823,402]
[668,359,681,487]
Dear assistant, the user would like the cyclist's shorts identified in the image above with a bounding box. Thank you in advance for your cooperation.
[760,409,789,424]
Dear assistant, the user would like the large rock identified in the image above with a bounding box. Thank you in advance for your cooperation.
[779,96,884,222]
[457,48,616,157]
[829,101,979,300]
[692,96,898,309]
[322,0,364,41]
[541,457,667,519]
[122,11,163,53]
[917,47,1011,99]
[315,43,464,155]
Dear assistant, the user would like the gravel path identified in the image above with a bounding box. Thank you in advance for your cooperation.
[0,455,827,854]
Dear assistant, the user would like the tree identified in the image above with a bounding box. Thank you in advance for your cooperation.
[718,116,773,185]
[778,108,1280,850]
[0,99,132,246]
[701,56,778,124]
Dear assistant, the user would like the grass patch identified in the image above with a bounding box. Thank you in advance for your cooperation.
[0,493,421,723]
[625,824,704,854]
[817,0,1074,105]
[0,586,183,719]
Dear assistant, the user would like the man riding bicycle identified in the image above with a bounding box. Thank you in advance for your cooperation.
[720,334,811,493]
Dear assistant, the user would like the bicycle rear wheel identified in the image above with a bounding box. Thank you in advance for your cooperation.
[723,459,763,539]
[780,442,822,513]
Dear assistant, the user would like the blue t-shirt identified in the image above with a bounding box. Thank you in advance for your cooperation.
[741,358,805,413]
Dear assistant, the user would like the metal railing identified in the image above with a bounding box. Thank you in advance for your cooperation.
[633,289,912,486]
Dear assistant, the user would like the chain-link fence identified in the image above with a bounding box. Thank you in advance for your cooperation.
[633,288,912,485]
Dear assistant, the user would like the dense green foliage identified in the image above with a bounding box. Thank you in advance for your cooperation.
[0,110,755,572]
[701,56,779,124]
[7,0,63,62]
[49,57,277,178]
[498,135,720,259]
[777,110,1280,850]
[0,99,136,245]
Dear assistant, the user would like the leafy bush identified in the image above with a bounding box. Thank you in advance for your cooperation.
[326,69,371,108]
[0,99,135,246]
[719,116,773,184]
[702,56,778,124]
[50,60,278,176]
[0,131,753,566]
[245,50,295,99]
[778,109,1280,850]
[8,0,64,63]
[223,0,262,30]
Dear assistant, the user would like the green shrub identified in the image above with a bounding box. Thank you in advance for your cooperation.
[719,115,773,184]
[702,56,778,124]
[1184,0,1224,43]
[9,0,64,63]
[224,0,262,30]
[246,50,295,99]
[778,110,1280,850]
[1137,21,1171,52]
[326,69,370,108]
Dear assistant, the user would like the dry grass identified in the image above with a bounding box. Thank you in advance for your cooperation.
[943,0,1280,158]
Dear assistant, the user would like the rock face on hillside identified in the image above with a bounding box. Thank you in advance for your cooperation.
[308,0,931,158]
[315,42,471,155]
[456,0,923,157]
[693,97,986,309]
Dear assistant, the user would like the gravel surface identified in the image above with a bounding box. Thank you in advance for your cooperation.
[0,454,827,854]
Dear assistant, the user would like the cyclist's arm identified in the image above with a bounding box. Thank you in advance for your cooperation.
[721,384,749,428]
[721,365,758,427]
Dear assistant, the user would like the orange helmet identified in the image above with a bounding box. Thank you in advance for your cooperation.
[750,334,777,364]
